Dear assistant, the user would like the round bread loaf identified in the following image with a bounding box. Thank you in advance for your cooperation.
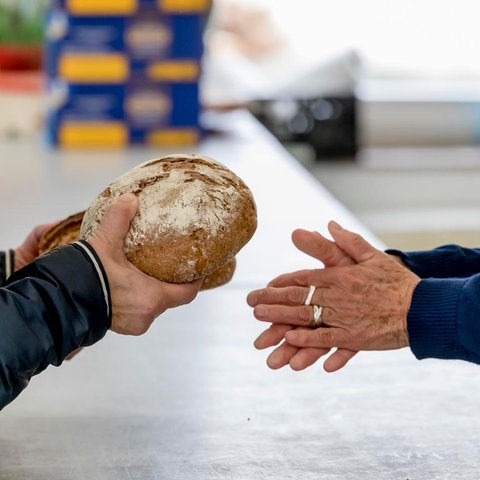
[39,210,238,290]
[80,153,257,283]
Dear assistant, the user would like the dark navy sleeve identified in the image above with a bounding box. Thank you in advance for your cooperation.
[386,245,480,279]
[0,241,111,410]
[407,275,480,364]
[386,245,480,362]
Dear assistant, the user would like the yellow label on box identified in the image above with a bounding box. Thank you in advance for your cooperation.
[66,0,137,15]
[59,122,128,148]
[147,61,200,81]
[158,0,210,13]
[148,128,200,146]
[59,54,129,83]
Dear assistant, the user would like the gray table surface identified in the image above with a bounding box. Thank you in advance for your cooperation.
[1,111,480,479]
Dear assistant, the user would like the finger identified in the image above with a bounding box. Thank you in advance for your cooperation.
[289,347,331,371]
[254,303,327,327]
[248,285,317,308]
[292,229,355,267]
[328,221,378,264]
[285,326,345,349]
[323,349,357,373]
[266,269,315,288]
[254,323,293,349]
[155,278,202,310]
[92,193,139,250]
[266,341,300,369]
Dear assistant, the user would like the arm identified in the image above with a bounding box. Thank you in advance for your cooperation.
[0,194,201,410]
[0,242,110,409]
[387,245,480,279]
[407,275,480,363]
[252,223,480,367]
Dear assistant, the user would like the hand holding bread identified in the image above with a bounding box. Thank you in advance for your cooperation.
[40,154,257,290]
[87,193,202,335]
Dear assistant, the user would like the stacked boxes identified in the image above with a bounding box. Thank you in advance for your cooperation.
[44,0,211,147]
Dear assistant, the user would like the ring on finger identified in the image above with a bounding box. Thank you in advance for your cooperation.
[305,285,316,306]
[312,304,323,327]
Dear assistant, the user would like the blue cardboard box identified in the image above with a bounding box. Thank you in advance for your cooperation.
[44,1,208,146]
[52,0,211,16]
[46,80,201,147]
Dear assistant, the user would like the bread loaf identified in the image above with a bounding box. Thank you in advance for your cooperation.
[38,211,84,255]
[39,209,238,289]
[80,153,257,284]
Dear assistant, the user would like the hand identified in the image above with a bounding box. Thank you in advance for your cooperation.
[87,193,202,336]
[15,222,59,270]
[251,221,420,361]
[248,226,359,372]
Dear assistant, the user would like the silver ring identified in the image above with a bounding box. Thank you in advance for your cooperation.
[305,285,316,306]
[312,305,323,326]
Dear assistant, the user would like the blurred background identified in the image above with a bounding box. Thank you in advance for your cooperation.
[1,0,480,250]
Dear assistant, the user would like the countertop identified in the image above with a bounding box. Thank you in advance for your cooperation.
[1,110,479,479]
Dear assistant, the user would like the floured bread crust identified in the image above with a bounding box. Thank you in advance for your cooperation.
[80,153,257,283]
[39,209,240,290]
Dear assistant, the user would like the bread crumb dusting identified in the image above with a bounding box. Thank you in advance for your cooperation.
[81,155,244,249]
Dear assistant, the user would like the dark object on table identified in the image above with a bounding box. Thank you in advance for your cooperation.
[250,96,356,159]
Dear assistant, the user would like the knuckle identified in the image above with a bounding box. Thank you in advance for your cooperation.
[184,287,198,304]
[321,307,330,325]
[129,322,150,336]
[142,301,156,318]
[139,293,162,318]
[287,287,305,305]
[316,327,334,345]
[351,232,362,243]
[298,305,312,324]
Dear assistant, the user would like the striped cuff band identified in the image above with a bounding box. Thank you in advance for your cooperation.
[73,240,111,320]
[0,249,15,286]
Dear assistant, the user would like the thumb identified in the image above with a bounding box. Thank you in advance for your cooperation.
[328,221,378,264]
[94,193,139,250]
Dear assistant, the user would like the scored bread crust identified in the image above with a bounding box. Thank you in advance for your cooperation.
[39,210,239,290]
[80,153,256,284]
[38,211,85,255]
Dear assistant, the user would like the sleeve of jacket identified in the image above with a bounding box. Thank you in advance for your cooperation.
[407,274,480,364]
[0,241,111,410]
[386,244,480,279]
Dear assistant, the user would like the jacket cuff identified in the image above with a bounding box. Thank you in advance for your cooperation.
[0,250,15,287]
[408,278,466,360]
[73,240,111,323]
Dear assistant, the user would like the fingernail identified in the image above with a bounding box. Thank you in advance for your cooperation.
[118,193,137,203]
[254,306,267,318]
[284,331,295,342]
[246,292,257,306]
[330,221,343,231]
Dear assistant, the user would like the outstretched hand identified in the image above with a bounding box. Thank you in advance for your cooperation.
[248,223,359,372]
[87,193,202,336]
[248,221,420,372]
